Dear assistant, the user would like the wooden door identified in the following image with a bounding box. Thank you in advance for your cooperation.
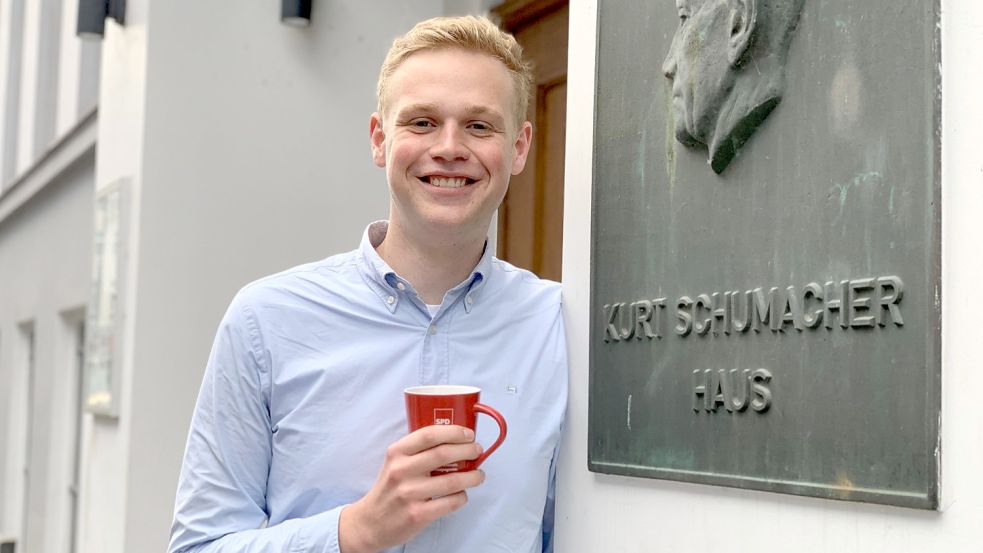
[495,0,568,282]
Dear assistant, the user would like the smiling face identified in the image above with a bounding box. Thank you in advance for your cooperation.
[370,48,532,243]
[662,0,736,147]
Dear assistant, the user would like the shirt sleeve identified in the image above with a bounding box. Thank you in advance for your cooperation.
[540,433,561,553]
[168,292,344,553]
[541,299,569,553]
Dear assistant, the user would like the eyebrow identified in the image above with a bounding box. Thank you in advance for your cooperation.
[462,105,506,122]
[395,103,506,124]
[394,103,439,120]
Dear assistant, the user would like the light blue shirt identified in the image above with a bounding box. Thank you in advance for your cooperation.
[169,222,568,553]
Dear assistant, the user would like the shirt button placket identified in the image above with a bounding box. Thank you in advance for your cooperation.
[434,312,451,385]
[420,318,437,385]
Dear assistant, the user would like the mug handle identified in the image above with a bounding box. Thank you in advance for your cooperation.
[472,403,507,467]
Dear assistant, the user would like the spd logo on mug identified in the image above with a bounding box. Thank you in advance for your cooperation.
[433,408,454,425]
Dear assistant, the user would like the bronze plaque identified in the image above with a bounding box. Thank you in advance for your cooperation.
[588,0,940,509]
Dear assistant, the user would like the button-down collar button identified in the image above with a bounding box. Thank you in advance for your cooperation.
[397,282,406,291]
[429,324,438,335]
[466,295,474,305]
[386,295,396,305]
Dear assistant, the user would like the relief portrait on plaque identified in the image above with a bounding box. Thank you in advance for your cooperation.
[663,0,806,174]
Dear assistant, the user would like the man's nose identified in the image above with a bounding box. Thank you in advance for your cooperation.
[430,125,470,161]
[662,54,676,79]
[662,36,678,78]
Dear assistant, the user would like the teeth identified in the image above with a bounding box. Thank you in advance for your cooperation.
[429,176,468,188]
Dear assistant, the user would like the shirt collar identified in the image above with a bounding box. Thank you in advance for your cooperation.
[357,221,492,313]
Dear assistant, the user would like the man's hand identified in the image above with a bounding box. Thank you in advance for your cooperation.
[338,425,485,553]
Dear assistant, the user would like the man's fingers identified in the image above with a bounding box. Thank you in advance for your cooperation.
[418,442,483,472]
[390,425,474,457]
[426,469,486,499]
[413,491,470,523]
[386,442,482,482]
[401,468,485,501]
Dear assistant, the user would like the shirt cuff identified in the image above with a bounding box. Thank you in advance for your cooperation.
[296,505,345,553]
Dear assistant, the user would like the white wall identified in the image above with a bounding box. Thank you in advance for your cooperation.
[78,1,151,551]
[556,1,983,551]
[0,0,98,191]
[0,152,94,552]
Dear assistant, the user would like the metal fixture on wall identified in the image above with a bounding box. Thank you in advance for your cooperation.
[77,0,126,39]
[281,0,312,27]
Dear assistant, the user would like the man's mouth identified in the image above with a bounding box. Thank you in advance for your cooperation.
[420,176,476,188]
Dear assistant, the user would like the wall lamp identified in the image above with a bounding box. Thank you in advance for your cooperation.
[281,0,312,27]
[77,0,126,39]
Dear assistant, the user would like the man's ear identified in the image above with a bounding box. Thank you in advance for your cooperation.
[728,0,758,67]
[510,121,533,175]
[369,112,387,168]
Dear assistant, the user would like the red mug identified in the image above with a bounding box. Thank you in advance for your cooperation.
[404,385,507,474]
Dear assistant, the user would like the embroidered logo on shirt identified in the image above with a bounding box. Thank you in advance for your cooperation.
[506,385,518,395]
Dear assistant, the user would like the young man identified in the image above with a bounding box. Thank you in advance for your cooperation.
[168,16,568,553]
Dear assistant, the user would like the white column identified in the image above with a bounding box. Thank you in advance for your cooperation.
[78,0,150,548]
[939,0,983,514]
[556,0,596,551]
[0,0,14,189]
[15,0,41,174]
[56,0,81,137]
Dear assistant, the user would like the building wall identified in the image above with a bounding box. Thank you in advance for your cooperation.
[555,1,983,551]
[0,1,103,552]
[0,152,94,552]
[76,2,149,551]
[0,0,99,192]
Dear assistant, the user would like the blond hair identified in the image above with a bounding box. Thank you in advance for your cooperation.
[377,15,533,132]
